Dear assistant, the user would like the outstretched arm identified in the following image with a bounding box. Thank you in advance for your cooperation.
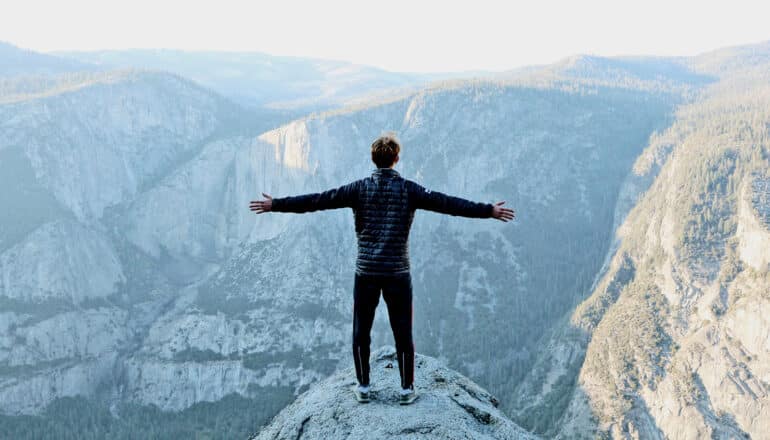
[406,180,515,221]
[250,180,359,214]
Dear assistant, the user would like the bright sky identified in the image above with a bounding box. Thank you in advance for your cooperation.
[3,0,769,73]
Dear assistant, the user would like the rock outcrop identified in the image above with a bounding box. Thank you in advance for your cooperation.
[250,346,538,440]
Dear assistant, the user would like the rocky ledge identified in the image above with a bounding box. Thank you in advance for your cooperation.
[250,345,538,440]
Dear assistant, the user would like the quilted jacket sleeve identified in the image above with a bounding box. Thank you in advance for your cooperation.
[405,180,493,218]
[271,180,359,213]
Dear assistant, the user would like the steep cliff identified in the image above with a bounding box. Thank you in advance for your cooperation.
[0,69,248,415]
[512,50,770,440]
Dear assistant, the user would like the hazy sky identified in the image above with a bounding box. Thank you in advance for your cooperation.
[3,0,769,72]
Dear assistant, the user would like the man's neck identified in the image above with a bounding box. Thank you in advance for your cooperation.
[373,167,399,177]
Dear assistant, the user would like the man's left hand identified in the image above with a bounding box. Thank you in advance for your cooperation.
[491,201,515,222]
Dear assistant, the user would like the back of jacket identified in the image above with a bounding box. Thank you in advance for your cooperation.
[355,168,414,275]
[270,167,494,276]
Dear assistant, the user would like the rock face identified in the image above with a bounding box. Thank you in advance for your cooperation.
[250,346,537,440]
[512,55,770,439]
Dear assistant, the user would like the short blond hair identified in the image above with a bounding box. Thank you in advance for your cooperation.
[371,132,401,168]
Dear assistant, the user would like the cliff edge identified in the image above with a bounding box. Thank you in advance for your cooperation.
[249,345,538,439]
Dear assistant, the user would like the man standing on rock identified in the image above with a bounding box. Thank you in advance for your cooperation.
[249,132,515,405]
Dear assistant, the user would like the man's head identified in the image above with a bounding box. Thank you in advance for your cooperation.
[371,132,401,168]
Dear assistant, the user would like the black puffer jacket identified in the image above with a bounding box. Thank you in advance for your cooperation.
[270,168,494,275]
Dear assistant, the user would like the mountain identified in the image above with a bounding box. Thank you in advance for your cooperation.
[693,40,770,77]
[0,68,254,417]
[511,51,770,438]
[0,41,768,439]
[55,49,485,111]
[249,345,537,440]
[0,42,97,77]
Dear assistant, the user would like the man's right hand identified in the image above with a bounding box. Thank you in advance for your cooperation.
[249,193,273,214]
[492,201,515,222]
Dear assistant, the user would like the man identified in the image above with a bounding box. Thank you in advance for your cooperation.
[249,133,515,405]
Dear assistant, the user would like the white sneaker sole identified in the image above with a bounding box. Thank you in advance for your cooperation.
[352,387,370,403]
[399,393,419,405]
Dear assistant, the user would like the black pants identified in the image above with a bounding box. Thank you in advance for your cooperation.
[352,271,415,390]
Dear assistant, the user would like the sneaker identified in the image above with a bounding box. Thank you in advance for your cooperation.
[399,388,419,405]
[353,385,370,403]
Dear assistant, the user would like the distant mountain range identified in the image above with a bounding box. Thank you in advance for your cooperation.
[0,42,96,77]
[53,47,487,111]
